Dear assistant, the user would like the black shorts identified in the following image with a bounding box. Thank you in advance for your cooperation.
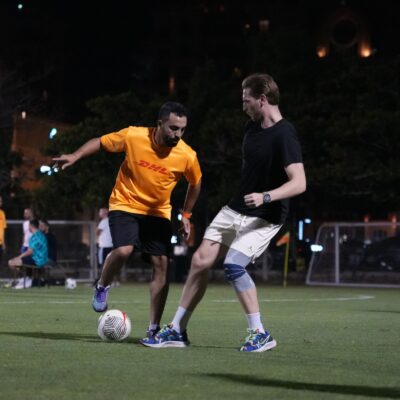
[108,210,172,256]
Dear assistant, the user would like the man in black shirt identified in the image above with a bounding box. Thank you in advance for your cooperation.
[142,73,306,352]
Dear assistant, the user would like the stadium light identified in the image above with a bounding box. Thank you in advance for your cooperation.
[298,220,304,241]
[40,165,59,176]
[311,244,323,252]
[49,128,58,139]
[171,235,178,244]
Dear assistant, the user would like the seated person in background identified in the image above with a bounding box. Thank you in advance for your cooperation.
[39,219,57,266]
[8,219,49,289]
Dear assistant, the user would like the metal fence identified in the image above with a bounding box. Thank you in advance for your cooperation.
[1,220,97,282]
[306,222,400,288]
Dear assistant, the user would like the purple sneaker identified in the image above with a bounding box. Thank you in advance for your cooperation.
[92,285,110,312]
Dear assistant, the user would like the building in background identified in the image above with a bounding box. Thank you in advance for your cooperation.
[11,112,69,192]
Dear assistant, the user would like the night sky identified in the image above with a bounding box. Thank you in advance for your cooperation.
[1,0,399,122]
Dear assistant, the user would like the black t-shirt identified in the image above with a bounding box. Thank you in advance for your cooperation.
[228,118,303,224]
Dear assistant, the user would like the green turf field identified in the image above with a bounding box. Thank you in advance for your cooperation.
[0,284,399,400]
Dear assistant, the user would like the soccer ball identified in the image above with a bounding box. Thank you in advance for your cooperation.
[65,278,77,290]
[97,309,131,341]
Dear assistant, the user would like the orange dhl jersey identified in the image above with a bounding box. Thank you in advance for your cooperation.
[0,209,6,245]
[100,126,202,220]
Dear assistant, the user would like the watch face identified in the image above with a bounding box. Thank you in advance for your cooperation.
[263,193,271,203]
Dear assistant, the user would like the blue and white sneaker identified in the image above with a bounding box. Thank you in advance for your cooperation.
[239,329,277,353]
[92,284,110,312]
[140,324,189,348]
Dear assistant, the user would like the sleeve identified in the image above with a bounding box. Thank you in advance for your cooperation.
[280,127,303,167]
[184,153,202,186]
[100,127,130,153]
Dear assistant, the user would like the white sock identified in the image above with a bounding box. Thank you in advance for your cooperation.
[171,306,192,333]
[246,312,265,333]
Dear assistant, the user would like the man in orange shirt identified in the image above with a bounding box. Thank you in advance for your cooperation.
[53,102,202,337]
[0,196,6,264]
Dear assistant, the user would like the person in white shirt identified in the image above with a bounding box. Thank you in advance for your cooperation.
[97,207,113,275]
[21,208,34,253]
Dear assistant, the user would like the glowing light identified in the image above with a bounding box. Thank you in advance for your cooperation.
[298,220,304,241]
[40,165,58,175]
[316,45,328,58]
[359,41,372,58]
[18,4,23,10]
[168,76,176,94]
[171,235,178,244]
[21,111,27,119]
[304,218,312,224]
[49,128,58,139]
[311,244,323,252]
[40,165,51,175]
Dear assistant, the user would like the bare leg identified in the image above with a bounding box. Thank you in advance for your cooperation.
[235,286,260,314]
[149,255,169,326]
[98,245,133,287]
[179,240,228,311]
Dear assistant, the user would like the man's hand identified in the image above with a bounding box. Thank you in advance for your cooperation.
[244,192,264,208]
[178,217,191,241]
[52,154,79,170]
[9,256,23,267]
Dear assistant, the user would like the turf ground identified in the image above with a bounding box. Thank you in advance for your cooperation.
[0,283,399,400]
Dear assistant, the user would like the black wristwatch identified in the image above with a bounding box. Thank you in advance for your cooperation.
[263,192,271,204]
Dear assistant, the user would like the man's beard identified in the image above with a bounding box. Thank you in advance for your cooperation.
[164,138,180,147]
[250,111,263,122]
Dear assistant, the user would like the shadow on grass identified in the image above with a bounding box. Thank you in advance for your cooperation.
[365,309,400,314]
[202,373,400,399]
[0,331,143,344]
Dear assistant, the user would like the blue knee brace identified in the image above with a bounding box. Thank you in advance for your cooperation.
[223,249,255,292]
[224,263,246,281]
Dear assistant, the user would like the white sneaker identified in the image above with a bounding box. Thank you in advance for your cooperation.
[24,277,32,288]
[13,278,25,289]
[13,277,32,289]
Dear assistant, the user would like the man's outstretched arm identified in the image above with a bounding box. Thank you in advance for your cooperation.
[53,138,101,170]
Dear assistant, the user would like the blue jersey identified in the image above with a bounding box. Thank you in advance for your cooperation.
[29,231,48,267]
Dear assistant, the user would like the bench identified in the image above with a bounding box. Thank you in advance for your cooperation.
[18,264,52,288]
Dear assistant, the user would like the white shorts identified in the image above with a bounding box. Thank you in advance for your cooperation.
[203,206,282,261]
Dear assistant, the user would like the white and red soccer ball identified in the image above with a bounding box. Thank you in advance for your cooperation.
[97,309,131,341]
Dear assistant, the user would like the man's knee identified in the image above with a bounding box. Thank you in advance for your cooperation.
[150,255,168,270]
[113,246,133,260]
[224,263,255,292]
[150,255,169,285]
[190,250,212,273]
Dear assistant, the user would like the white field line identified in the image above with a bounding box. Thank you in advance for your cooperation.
[0,295,374,305]
[214,295,375,302]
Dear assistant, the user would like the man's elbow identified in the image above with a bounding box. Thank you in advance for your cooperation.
[300,178,307,194]
[295,177,307,195]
